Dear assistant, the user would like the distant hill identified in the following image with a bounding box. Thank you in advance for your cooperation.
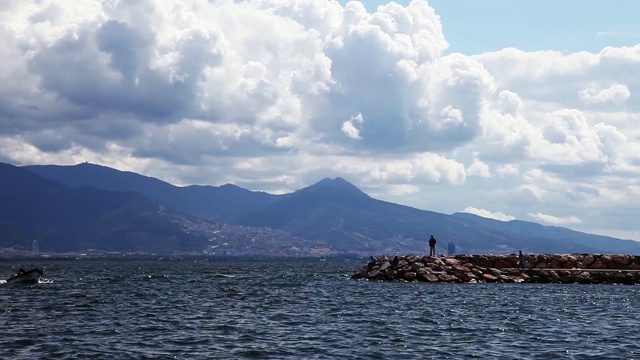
[25,163,279,221]
[22,162,640,255]
[450,212,640,255]
[0,163,210,253]
[232,178,637,254]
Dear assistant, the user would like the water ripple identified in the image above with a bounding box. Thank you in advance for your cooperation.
[2,258,640,359]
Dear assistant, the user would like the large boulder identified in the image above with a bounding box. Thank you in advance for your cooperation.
[482,273,498,282]
[403,271,417,281]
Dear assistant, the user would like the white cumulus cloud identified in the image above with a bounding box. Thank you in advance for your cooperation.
[528,212,582,225]
[1,0,640,241]
[461,207,516,222]
[579,83,630,105]
[466,157,491,177]
[341,113,364,139]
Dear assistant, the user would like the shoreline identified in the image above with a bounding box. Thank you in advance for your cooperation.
[351,253,640,284]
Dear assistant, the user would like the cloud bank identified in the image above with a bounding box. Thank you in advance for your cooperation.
[1,0,640,240]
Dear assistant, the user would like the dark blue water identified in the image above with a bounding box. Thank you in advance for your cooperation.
[1,258,639,359]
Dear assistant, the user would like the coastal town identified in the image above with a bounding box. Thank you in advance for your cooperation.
[0,221,342,258]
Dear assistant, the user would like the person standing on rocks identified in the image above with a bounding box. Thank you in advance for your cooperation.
[518,250,525,269]
[428,235,437,256]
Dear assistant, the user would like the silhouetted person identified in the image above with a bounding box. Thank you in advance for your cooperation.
[428,235,437,256]
[392,255,399,269]
[518,250,525,269]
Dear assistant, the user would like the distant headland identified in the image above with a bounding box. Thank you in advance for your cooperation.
[352,253,640,285]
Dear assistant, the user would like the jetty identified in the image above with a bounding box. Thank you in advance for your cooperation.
[351,253,640,284]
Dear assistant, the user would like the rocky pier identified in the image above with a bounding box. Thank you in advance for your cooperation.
[351,253,640,284]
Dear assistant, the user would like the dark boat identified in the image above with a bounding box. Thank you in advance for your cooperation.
[6,268,43,284]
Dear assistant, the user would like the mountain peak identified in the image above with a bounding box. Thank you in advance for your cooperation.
[300,177,369,199]
[312,176,358,188]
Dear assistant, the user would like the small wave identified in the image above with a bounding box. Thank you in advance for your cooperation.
[145,274,170,279]
[213,273,236,278]
[4,259,640,359]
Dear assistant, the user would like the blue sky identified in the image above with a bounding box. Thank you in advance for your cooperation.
[346,0,640,54]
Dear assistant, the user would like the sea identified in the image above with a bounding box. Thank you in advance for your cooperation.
[1,257,639,359]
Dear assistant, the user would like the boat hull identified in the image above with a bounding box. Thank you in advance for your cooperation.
[6,268,43,284]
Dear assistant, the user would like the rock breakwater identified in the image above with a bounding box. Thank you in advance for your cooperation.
[351,254,640,284]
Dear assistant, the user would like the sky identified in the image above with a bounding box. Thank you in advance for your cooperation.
[2,0,640,241]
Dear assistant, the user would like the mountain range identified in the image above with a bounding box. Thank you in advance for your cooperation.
[0,161,638,256]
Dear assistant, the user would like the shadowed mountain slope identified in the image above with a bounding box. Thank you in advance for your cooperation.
[1,163,208,253]
[22,163,640,255]
[25,163,279,221]
[233,177,636,254]
[450,212,640,254]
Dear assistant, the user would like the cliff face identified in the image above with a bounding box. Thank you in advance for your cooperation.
[352,254,640,284]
